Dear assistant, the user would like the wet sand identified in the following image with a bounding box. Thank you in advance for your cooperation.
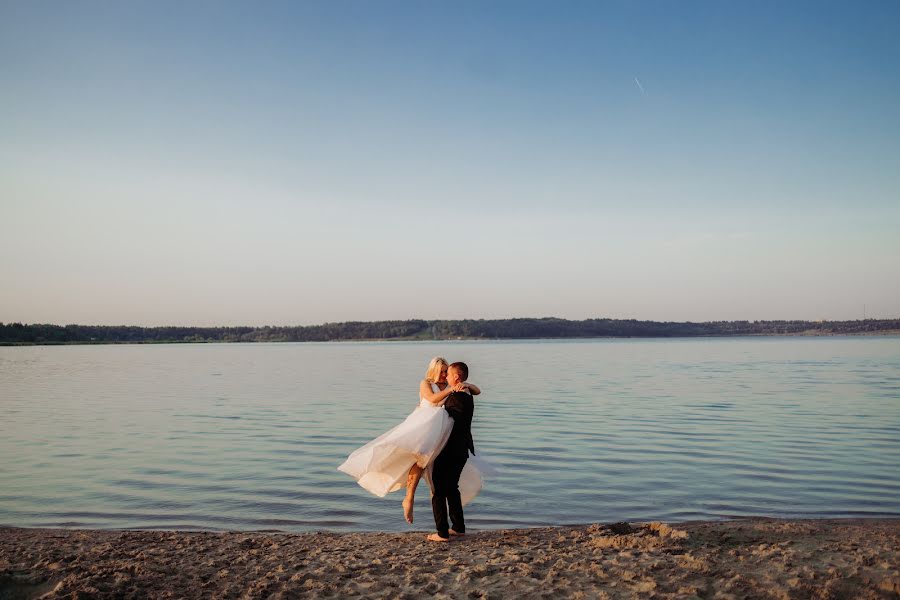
[1,519,898,599]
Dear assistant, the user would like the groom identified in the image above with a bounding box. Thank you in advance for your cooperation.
[427,361,475,543]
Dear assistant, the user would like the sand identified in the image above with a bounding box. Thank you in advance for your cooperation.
[1,519,898,599]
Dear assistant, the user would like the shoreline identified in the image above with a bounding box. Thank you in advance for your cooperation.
[3,330,900,347]
[3,518,899,598]
[4,318,899,346]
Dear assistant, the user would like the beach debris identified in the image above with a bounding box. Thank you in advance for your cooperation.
[646,521,689,540]
[587,522,634,535]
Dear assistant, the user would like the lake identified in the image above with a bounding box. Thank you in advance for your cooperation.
[1,337,899,532]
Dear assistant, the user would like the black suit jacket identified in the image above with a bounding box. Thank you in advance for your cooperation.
[442,391,475,459]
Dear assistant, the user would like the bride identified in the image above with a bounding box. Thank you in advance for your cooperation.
[338,356,493,523]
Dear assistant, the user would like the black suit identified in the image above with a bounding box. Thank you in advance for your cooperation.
[431,391,475,538]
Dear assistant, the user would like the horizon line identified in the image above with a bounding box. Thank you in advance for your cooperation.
[3,316,898,329]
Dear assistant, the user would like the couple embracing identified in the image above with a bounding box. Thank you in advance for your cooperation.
[338,357,493,542]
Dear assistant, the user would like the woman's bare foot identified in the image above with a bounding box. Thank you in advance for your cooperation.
[426,533,450,542]
[402,498,414,524]
[449,529,465,536]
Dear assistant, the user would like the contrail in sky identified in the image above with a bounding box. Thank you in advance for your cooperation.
[633,77,645,95]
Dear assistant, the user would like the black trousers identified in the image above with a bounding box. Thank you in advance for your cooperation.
[431,452,468,539]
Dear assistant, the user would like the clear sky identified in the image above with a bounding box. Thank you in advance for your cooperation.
[2,1,899,326]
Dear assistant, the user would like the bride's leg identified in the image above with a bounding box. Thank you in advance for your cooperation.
[402,464,425,524]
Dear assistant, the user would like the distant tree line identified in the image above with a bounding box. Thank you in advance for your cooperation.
[1,318,899,345]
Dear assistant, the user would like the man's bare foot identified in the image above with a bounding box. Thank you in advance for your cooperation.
[426,533,450,542]
[402,498,414,524]
[449,529,465,536]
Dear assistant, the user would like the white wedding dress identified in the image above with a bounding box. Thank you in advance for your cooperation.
[338,383,495,506]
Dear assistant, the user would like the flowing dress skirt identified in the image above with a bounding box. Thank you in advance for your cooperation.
[338,402,495,506]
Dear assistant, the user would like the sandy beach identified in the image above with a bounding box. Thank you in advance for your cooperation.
[1,519,898,599]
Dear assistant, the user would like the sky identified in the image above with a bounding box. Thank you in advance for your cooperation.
[2,1,899,326]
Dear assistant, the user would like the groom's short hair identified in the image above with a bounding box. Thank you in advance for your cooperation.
[449,362,468,381]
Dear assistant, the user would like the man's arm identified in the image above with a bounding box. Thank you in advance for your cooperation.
[443,392,470,421]
[444,392,462,419]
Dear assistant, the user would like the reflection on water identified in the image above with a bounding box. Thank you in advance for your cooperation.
[1,337,899,532]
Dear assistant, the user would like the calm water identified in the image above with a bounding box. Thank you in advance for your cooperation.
[1,337,899,532]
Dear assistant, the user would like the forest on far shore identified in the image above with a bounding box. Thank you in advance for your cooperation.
[2,318,899,345]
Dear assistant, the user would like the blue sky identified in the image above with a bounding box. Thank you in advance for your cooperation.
[2,1,899,325]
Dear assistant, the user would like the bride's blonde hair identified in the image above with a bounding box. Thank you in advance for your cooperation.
[425,356,449,383]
